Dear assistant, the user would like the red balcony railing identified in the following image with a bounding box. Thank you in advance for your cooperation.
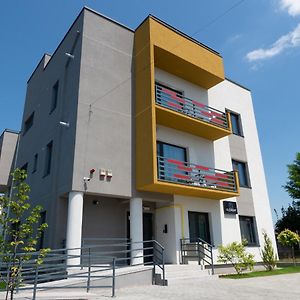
[157,156,238,192]
[155,84,229,129]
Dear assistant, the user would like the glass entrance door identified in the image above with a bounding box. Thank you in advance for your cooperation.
[188,211,211,243]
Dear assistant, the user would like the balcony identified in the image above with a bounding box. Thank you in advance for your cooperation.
[155,84,232,140]
[138,156,239,199]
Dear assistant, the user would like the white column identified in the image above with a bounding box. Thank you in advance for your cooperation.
[130,197,143,265]
[66,191,84,266]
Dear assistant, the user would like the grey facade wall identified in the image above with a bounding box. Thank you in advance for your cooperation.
[72,9,135,198]
[0,130,18,192]
[16,12,84,248]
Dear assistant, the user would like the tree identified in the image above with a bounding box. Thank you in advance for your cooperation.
[275,201,300,233]
[0,169,50,300]
[217,240,255,274]
[260,231,277,271]
[283,152,300,204]
[277,229,300,266]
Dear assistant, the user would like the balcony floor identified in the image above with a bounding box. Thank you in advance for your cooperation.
[155,105,231,140]
[138,180,239,200]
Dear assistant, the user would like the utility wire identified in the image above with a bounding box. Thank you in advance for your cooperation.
[89,0,247,108]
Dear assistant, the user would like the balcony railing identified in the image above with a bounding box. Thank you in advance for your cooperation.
[157,156,238,192]
[155,84,229,129]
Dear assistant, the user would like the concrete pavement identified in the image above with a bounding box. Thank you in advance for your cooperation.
[8,272,300,300]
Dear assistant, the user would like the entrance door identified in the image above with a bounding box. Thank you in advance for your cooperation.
[188,211,211,243]
[127,212,154,263]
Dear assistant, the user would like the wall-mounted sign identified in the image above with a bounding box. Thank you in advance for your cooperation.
[223,201,238,214]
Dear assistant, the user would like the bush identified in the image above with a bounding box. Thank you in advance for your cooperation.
[218,240,255,274]
[277,229,300,265]
[260,231,277,271]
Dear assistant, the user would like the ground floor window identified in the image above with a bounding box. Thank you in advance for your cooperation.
[188,211,211,244]
[239,215,258,246]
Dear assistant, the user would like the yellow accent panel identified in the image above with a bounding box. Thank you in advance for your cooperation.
[156,205,185,239]
[150,18,224,89]
[140,181,239,200]
[156,105,231,140]
[135,19,157,189]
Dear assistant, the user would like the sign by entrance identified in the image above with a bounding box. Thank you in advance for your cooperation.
[223,201,238,214]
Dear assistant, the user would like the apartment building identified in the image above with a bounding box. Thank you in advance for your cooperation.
[13,7,276,265]
[0,129,19,194]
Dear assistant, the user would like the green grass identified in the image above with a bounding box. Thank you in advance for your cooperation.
[220,266,300,279]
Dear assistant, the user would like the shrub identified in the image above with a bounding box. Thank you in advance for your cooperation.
[260,231,277,271]
[277,229,300,265]
[218,240,255,274]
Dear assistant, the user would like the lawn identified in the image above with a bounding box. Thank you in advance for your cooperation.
[0,281,6,290]
[220,266,300,279]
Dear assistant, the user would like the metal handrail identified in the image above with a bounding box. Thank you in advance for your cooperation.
[0,239,166,298]
[180,238,214,275]
[157,155,237,192]
[155,84,229,129]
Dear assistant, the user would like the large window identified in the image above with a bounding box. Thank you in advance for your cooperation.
[44,141,53,176]
[232,160,250,188]
[23,112,34,135]
[239,216,258,246]
[188,211,211,244]
[229,111,243,136]
[33,153,38,173]
[157,141,187,181]
[50,81,59,113]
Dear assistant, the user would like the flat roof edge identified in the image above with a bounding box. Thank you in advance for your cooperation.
[225,77,251,92]
[139,15,222,57]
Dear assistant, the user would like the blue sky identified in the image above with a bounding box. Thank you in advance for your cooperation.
[1,0,299,221]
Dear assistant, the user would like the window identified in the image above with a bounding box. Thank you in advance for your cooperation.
[155,82,184,111]
[33,153,38,173]
[50,81,59,113]
[21,163,28,173]
[44,141,53,176]
[38,211,46,250]
[23,112,34,134]
[239,216,258,246]
[188,211,211,244]
[229,111,243,136]
[157,141,187,181]
[232,160,250,188]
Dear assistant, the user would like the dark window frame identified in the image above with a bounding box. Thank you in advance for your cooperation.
[188,211,211,244]
[239,215,259,247]
[43,141,53,177]
[23,112,35,135]
[50,80,59,114]
[232,159,251,188]
[32,153,38,173]
[227,109,243,137]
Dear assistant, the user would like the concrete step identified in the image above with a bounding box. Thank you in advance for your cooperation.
[162,264,212,283]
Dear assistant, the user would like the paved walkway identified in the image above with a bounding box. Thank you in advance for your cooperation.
[8,273,300,299]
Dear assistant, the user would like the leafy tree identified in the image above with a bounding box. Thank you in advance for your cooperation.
[0,169,50,300]
[218,240,255,274]
[283,152,300,204]
[277,229,300,266]
[260,231,277,271]
[275,201,300,233]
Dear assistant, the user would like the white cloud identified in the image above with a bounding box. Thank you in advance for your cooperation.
[246,22,300,61]
[280,0,300,16]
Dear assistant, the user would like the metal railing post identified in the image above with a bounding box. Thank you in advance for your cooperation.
[197,240,200,265]
[162,248,165,286]
[112,257,116,297]
[86,247,91,293]
[32,264,38,300]
[210,247,215,275]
